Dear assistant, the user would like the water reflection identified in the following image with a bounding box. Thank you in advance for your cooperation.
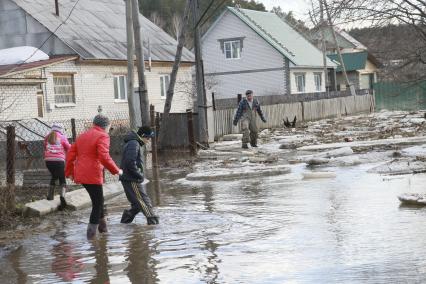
[51,231,84,282]
[7,246,27,284]
[89,237,110,284]
[124,227,158,284]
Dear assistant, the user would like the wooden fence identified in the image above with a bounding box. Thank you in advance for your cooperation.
[213,91,375,139]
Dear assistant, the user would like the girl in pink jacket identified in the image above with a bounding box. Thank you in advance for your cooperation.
[44,123,71,210]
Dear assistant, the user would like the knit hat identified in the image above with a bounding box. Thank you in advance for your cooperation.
[51,123,64,134]
[245,90,253,96]
[137,126,154,138]
[93,114,110,129]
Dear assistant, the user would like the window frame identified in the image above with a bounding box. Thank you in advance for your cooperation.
[113,74,128,102]
[294,73,306,93]
[52,73,76,105]
[314,72,322,92]
[160,74,170,99]
[224,40,241,60]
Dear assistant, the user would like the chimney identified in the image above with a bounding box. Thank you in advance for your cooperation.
[55,0,59,16]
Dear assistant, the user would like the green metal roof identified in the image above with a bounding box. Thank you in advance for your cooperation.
[228,7,336,68]
[327,51,368,72]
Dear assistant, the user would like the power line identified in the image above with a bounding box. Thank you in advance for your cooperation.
[197,0,229,29]
[1,0,82,77]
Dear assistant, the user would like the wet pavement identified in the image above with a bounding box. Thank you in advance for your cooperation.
[3,110,426,283]
[2,162,426,283]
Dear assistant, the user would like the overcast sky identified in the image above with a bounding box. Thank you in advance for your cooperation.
[259,0,311,20]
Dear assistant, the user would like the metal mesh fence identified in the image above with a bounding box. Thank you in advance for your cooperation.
[374,81,426,111]
[1,112,131,191]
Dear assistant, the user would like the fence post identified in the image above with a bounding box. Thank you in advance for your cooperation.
[186,109,196,156]
[6,125,16,210]
[212,92,216,111]
[150,105,159,182]
[71,118,77,142]
[155,112,160,145]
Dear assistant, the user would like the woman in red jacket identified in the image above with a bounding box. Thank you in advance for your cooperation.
[65,114,120,240]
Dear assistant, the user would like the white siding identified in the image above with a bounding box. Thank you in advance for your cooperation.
[290,68,326,94]
[202,10,287,98]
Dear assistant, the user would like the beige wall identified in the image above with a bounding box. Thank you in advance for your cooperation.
[2,60,194,121]
[0,85,38,120]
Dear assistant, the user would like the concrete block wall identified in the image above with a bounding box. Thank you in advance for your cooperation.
[0,85,38,120]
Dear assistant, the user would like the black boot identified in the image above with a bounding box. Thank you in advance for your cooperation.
[147,216,159,225]
[242,143,248,149]
[58,186,67,210]
[47,185,55,201]
[120,209,136,224]
[250,142,258,147]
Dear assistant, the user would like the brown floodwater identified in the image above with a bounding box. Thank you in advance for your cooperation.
[2,161,426,283]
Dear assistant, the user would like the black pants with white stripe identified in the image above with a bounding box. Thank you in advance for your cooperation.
[121,181,155,219]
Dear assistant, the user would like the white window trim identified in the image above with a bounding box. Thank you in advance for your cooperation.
[113,75,128,102]
[53,74,76,106]
[160,74,170,99]
[224,40,241,60]
[294,73,306,93]
[314,73,322,92]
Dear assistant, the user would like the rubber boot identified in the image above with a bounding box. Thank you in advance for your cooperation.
[98,217,108,233]
[120,209,136,224]
[47,185,55,201]
[250,136,258,147]
[87,223,98,240]
[58,186,67,211]
[147,216,159,225]
[242,143,248,149]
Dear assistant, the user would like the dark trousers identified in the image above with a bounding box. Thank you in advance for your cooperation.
[45,161,66,186]
[83,184,105,224]
[121,181,155,218]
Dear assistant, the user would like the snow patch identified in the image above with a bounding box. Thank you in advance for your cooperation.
[0,46,49,65]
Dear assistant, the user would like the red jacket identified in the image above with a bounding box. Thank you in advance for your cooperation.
[65,126,119,185]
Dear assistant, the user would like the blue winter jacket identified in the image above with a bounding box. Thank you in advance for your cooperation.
[119,131,144,183]
[233,98,266,125]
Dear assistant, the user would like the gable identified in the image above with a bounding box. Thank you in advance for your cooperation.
[227,7,336,68]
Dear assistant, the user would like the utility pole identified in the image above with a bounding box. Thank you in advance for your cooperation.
[319,0,328,92]
[323,0,355,96]
[191,0,209,145]
[131,0,150,126]
[125,0,138,129]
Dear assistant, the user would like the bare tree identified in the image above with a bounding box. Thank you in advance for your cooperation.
[158,0,191,148]
[308,0,426,82]
[149,11,165,29]
[171,13,183,41]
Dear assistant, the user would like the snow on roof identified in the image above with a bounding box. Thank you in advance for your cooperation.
[0,46,49,65]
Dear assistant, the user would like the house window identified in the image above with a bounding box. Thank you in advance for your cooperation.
[114,75,127,101]
[314,73,322,92]
[295,73,306,93]
[53,74,75,104]
[160,75,170,98]
[224,40,241,59]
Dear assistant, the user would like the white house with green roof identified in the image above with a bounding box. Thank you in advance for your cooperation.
[201,7,337,99]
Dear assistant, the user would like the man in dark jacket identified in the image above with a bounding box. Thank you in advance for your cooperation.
[119,126,159,225]
[233,90,267,148]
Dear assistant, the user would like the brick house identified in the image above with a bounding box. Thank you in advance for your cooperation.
[0,0,194,121]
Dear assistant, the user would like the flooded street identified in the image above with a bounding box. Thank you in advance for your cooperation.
[3,111,426,283]
[2,161,426,283]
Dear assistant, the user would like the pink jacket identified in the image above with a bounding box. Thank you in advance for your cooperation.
[44,131,71,162]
